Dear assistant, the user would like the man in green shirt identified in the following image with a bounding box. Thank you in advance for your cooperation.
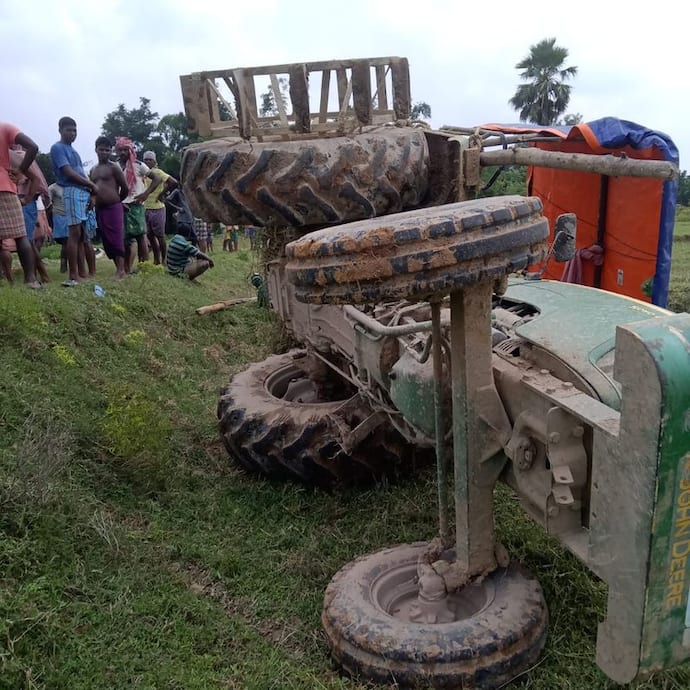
[143,151,176,265]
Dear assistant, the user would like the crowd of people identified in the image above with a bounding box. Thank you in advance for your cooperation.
[0,117,256,288]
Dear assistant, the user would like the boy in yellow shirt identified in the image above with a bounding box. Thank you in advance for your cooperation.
[143,151,176,264]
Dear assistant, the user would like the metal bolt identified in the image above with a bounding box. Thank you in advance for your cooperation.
[563,382,574,389]
[540,369,550,375]
[546,387,556,394]
[572,426,584,438]
[549,432,561,444]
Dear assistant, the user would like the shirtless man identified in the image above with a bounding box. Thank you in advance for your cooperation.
[89,136,128,279]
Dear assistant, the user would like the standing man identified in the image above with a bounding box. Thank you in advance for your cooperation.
[14,150,51,284]
[194,216,210,253]
[90,136,128,279]
[142,150,176,265]
[49,116,98,287]
[48,182,69,272]
[0,121,41,288]
[114,137,162,273]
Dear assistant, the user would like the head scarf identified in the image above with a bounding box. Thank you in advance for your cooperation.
[143,150,156,164]
[115,136,137,191]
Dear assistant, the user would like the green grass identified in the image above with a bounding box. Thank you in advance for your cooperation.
[1,234,689,690]
[674,206,690,237]
[670,207,690,311]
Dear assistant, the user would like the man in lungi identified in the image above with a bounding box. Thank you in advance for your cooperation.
[49,116,98,287]
[114,137,163,273]
[0,121,41,288]
[90,136,129,279]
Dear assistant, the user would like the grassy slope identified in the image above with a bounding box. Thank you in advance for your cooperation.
[1,230,689,690]
[670,207,690,312]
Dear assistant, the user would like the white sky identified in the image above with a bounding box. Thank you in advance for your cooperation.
[1,0,685,169]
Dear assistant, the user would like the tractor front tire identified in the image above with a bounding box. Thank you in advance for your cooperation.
[286,195,549,304]
[322,542,548,688]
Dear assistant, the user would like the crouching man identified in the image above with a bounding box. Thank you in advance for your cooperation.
[165,224,213,281]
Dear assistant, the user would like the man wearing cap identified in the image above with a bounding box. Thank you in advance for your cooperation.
[114,137,163,273]
[142,151,177,265]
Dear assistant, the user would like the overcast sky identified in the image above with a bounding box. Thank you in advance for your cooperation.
[1,0,685,170]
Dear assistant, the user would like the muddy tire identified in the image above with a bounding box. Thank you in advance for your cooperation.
[217,350,422,487]
[322,542,548,688]
[181,126,429,228]
[285,195,549,304]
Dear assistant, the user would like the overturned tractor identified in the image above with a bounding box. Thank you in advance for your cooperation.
[180,57,687,687]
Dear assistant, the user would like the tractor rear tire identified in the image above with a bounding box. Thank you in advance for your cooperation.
[322,542,548,688]
[217,350,423,487]
[285,195,549,304]
[181,126,430,229]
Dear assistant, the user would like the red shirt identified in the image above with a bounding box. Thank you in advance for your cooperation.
[0,122,21,193]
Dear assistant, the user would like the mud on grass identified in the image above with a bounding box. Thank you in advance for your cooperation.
[1,236,690,689]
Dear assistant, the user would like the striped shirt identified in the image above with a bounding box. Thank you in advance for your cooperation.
[166,234,200,275]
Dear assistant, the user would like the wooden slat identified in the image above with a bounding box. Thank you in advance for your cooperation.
[390,57,411,119]
[206,80,221,125]
[289,64,310,133]
[221,77,239,119]
[180,74,208,137]
[375,65,388,111]
[319,69,331,123]
[207,78,236,120]
[309,108,396,120]
[336,69,349,113]
[351,60,372,125]
[270,73,289,128]
[337,77,353,120]
[232,69,253,139]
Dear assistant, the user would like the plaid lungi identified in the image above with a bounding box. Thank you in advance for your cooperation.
[0,192,27,240]
[63,185,91,226]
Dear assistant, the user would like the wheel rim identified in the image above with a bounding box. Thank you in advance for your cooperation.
[264,363,353,404]
[371,560,496,624]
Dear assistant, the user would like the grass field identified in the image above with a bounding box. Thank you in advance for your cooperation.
[670,207,690,312]
[1,226,689,690]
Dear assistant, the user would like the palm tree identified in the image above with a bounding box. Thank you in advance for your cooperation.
[509,38,578,125]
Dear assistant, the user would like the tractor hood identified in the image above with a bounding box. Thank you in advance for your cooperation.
[503,278,670,409]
